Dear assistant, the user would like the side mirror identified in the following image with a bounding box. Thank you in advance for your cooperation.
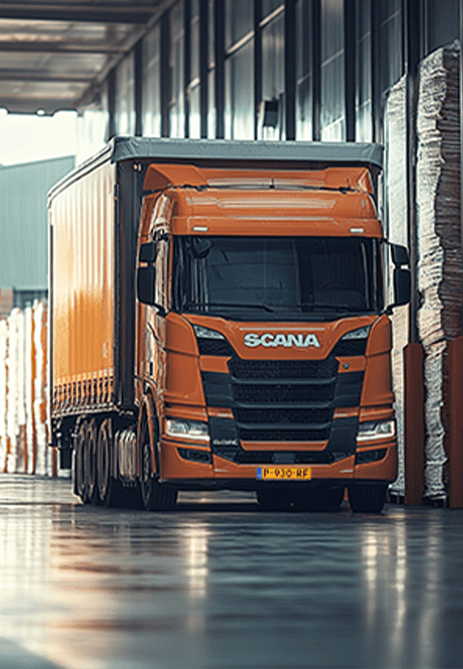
[394,267,411,306]
[391,243,409,266]
[137,265,155,305]
[139,241,156,262]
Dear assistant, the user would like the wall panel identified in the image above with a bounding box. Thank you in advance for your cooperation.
[296,0,313,140]
[169,0,186,138]
[261,7,285,139]
[356,0,372,141]
[115,54,135,135]
[142,24,162,137]
[320,0,345,140]
[225,40,255,139]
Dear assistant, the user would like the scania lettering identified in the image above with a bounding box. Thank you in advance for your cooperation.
[48,137,410,513]
[243,333,321,348]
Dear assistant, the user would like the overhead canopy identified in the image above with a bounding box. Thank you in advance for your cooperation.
[0,1,171,115]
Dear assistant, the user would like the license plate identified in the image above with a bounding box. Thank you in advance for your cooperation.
[256,466,312,480]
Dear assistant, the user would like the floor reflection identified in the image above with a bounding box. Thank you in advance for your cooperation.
[0,478,462,669]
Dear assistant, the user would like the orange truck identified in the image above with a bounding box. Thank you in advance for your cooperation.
[48,137,410,512]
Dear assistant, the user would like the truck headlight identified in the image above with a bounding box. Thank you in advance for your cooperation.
[193,325,225,340]
[341,326,371,341]
[165,418,210,442]
[357,419,395,442]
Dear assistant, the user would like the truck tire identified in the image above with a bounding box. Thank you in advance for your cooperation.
[139,407,177,511]
[74,421,89,503]
[86,419,98,504]
[96,418,124,508]
[348,484,387,513]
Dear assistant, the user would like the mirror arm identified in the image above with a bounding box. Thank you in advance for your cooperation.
[153,303,166,317]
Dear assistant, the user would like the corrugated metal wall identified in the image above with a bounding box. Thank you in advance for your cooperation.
[74,0,460,162]
[0,155,75,290]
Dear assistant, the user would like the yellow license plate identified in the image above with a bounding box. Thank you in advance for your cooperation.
[256,466,312,481]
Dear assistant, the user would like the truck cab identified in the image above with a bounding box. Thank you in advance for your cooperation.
[135,162,409,512]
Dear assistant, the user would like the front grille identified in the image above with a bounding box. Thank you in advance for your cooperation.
[232,383,334,404]
[227,356,338,443]
[229,357,338,380]
[233,407,332,424]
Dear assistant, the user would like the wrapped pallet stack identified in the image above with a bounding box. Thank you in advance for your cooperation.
[0,301,55,476]
[385,75,408,498]
[416,42,461,502]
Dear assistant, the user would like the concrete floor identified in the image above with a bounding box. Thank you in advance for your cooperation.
[0,475,462,669]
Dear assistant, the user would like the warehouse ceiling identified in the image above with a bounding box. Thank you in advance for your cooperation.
[0,1,171,115]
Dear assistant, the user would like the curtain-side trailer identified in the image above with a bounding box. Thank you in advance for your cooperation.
[48,137,410,512]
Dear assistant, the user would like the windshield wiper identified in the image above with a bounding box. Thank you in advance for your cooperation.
[185,301,275,312]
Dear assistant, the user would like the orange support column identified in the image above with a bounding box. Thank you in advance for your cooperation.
[404,342,425,505]
[448,336,463,508]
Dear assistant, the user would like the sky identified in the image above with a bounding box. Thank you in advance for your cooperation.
[0,110,78,166]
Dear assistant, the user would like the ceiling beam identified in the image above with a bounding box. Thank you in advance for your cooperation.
[0,70,94,82]
[0,3,162,23]
[0,41,128,54]
[0,97,79,113]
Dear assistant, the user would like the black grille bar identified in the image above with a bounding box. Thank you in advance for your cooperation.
[229,375,336,386]
[229,357,338,380]
[236,421,331,431]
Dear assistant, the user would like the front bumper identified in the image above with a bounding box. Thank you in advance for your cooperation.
[158,436,397,488]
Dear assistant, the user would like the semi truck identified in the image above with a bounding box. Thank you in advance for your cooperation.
[48,137,410,513]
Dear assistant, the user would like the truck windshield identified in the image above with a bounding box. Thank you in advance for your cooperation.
[173,236,384,320]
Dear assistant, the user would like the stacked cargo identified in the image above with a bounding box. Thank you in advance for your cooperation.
[0,301,54,475]
[416,42,461,501]
[385,74,408,497]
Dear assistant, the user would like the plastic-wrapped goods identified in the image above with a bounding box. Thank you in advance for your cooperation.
[0,318,8,472]
[385,75,408,497]
[6,308,26,473]
[33,301,52,476]
[416,42,461,501]
[0,302,54,476]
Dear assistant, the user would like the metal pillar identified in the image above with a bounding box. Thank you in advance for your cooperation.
[312,0,321,141]
[344,0,356,141]
[403,0,425,504]
[284,0,296,140]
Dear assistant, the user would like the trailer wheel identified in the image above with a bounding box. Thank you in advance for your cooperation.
[74,421,89,503]
[86,419,98,504]
[139,407,177,511]
[348,484,387,513]
[96,419,124,508]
